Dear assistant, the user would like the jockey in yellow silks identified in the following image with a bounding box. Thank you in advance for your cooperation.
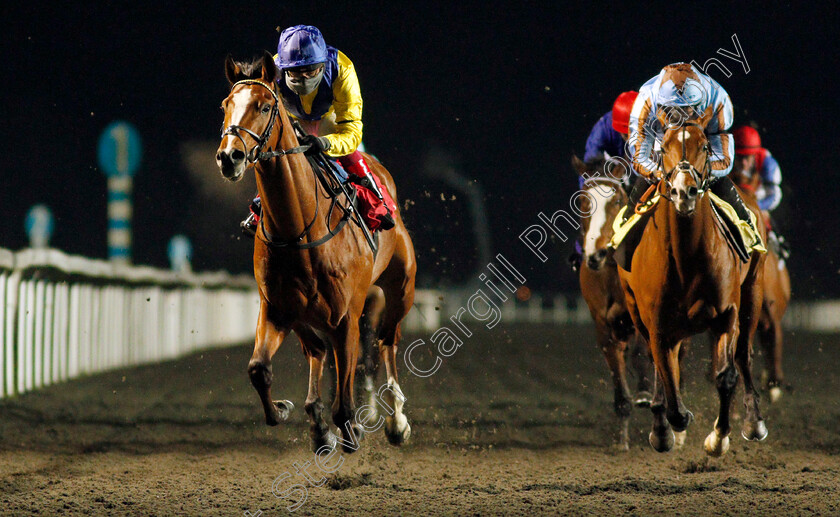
[242,25,396,234]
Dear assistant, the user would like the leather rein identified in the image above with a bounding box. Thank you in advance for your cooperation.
[220,79,353,249]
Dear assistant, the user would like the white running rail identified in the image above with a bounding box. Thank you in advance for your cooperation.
[0,248,259,398]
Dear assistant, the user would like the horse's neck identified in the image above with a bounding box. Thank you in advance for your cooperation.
[655,194,715,265]
[734,170,760,193]
[255,113,319,242]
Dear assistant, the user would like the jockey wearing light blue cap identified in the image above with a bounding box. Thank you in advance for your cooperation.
[621,62,756,234]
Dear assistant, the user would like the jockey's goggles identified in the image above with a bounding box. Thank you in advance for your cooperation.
[285,64,325,78]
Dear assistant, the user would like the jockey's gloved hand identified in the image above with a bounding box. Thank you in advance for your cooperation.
[300,135,331,155]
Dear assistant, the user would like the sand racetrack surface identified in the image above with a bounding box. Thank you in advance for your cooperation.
[1,323,839,516]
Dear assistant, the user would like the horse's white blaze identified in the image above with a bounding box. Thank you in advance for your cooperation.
[583,186,614,256]
[229,89,254,130]
[673,170,692,191]
[677,131,690,142]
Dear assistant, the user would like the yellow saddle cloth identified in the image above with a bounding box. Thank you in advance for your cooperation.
[608,192,766,254]
[607,193,660,250]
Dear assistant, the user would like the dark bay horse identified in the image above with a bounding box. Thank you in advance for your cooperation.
[572,155,652,450]
[617,124,768,456]
[215,52,415,452]
[730,165,791,402]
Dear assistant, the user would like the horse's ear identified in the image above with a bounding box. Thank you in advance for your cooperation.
[260,50,277,84]
[225,54,240,85]
[571,154,588,176]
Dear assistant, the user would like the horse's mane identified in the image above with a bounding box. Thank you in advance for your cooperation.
[584,157,607,173]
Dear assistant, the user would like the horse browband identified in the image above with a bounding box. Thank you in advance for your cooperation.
[659,123,712,194]
[221,79,309,162]
[222,79,353,250]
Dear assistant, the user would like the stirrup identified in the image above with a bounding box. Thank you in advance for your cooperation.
[240,213,257,237]
[778,238,791,260]
[567,252,582,273]
[771,232,791,260]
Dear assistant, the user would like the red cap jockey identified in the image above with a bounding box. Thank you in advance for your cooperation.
[611,91,639,134]
[733,125,762,155]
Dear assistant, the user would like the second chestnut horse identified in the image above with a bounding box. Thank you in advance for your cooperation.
[572,155,653,450]
[730,163,791,402]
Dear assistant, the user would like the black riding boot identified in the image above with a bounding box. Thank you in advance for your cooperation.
[351,175,396,231]
[621,176,651,223]
[709,176,755,226]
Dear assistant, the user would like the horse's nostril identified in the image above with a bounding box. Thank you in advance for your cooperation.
[688,186,698,197]
[671,188,678,198]
[596,249,608,259]
[231,149,246,162]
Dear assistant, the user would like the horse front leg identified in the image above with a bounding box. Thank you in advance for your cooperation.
[332,314,365,453]
[296,328,338,453]
[248,300,294,426]
[704,325,739,457]
[597,321,633,451]
[359,288,386,426]
[630,331,654,407]
[759,312,785,403]
[652,336,693,432]
[737,279,769,442]
[374,250,415,446]
[648,369,674,452]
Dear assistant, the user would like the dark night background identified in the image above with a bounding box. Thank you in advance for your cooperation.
[3,2,838,298]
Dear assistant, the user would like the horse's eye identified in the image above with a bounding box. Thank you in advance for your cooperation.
[261,105,271,114]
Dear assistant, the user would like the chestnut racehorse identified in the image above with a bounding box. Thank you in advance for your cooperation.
[215,52,416,452]
[730,165,791,402]
[572,155,652,450]
[617,123,768,456]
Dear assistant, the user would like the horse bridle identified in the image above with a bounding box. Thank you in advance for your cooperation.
[658,122,712,196]
[219,79,354,249]
[220,79,285,163]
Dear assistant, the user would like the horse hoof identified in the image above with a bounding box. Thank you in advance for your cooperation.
[274,400,295,420]
[704,429,730,457]
[340,423,365,454]
[311,430,338,454]
[358,406,380,428]
[614,398,633,419]
[668,409,694,432]
[633,391,653,408]
[742,419,768,442]
[769,387,783,404]
[674,430,687,449]
[385,416,411,446]
[649,429,675,453]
